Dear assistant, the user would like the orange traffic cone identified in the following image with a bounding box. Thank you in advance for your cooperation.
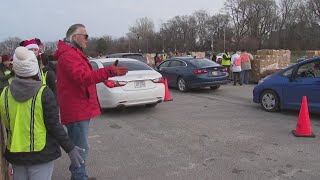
[292,96,315,137]
[163,78,172,101]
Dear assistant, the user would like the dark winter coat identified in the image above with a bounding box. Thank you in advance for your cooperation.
[42,65,57,97]
[0,64,14,93]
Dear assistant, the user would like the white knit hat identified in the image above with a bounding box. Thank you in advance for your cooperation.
[13,47,39,77]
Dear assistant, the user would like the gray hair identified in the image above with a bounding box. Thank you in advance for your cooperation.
[65,24,85,42]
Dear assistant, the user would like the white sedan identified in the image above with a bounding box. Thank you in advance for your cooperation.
[90,58,165,109]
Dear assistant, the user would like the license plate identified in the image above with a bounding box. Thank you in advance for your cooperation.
[212,71,219,76]
[134,81,146,88]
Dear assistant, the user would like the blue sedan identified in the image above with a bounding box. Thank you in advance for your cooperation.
[156,57,228,92]
[253,57,320,113]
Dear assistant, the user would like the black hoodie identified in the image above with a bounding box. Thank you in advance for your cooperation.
[3,78,74,165]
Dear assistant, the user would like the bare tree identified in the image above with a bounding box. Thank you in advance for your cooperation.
[193,10,211,50]
[128,17,155,53]
[0,37,21,56]
[306,0,320,22]
[43,41,57,55]
[245,0,279,49]
[224,0,249,48]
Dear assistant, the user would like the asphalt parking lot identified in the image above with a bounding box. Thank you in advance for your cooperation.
[53,84,320,180]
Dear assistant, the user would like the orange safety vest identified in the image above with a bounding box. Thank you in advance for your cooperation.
[240,53,250,63]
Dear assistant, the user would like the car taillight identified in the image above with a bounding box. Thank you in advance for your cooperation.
[193,69,208,75]
[152,77,165,83]
[103,80,127,88]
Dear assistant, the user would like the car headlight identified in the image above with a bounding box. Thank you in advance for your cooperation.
[258,79,264,84]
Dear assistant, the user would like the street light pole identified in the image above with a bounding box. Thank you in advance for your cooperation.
[211,35,214,52]
[223,27,226,52]
[146,38,149,54]
[162,38,164,52]
[128,38,131,53]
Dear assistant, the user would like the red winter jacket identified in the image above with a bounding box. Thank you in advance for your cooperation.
[53,40,115,125]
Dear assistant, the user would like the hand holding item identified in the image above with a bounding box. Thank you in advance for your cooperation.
[110,60,128,76]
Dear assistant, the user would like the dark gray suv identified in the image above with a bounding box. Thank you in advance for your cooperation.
[106,53,145,63]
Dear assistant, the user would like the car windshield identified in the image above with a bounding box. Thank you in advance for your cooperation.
[281,68,293,77]
[187,58,220,67]
[102,61,152,71]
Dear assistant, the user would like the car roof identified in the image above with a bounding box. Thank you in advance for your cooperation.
[91,58,139,63]
[106,53,143,56]
[170,57,194,61]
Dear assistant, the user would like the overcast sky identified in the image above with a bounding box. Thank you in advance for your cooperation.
[1,0,225,42]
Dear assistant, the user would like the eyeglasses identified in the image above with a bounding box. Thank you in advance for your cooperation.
[75,34,89,40]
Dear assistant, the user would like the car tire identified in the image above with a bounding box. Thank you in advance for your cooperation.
[145,103,158,108]
[177,77,188,92]
[210,85,220,90]
[260,90,280,112]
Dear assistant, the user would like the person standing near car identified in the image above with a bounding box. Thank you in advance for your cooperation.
[231,51,242,86]
[222,50,232,81]
[0,55,15,93]
[154,53,162,66]
[41,53,57,97]
[0,47,84,180]
[211,52,217,62]
[240,49,251,84]
[54,23,128,180]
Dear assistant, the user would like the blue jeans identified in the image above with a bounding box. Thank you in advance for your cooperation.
[66,120,90,180]
[240,70,250,84]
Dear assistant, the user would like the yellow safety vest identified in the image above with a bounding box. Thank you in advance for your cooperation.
[162,54,167,60]
[4,70,13,84]
[0,86,47,152]
[41,70,48,85]
[222,54,231,66]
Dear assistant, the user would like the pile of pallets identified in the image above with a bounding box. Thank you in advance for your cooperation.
[251,49,291,83]
[306,51,320,58]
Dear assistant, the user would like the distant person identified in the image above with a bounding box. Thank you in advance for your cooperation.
[313,62,320,77]
[0,55,14,93]
[154,53,162,66]
[41,53,57,97]
[168,52,174,58]
[211,52,217,62]
[240,49,251,84]
[222,50,232,81]
[54,23,128,180]
[21,39,44,82]
[231,51,242,86]
[0,47,83,180]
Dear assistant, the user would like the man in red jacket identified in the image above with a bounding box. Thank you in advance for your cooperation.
[54,24,128,180]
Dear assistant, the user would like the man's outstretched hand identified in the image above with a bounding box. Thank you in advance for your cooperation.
[110,60,128,76]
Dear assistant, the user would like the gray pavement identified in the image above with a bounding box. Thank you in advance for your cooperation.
[53,84,320,180]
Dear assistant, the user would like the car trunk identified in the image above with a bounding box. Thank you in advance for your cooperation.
[112,70,159,91]
[196,66,226,77]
